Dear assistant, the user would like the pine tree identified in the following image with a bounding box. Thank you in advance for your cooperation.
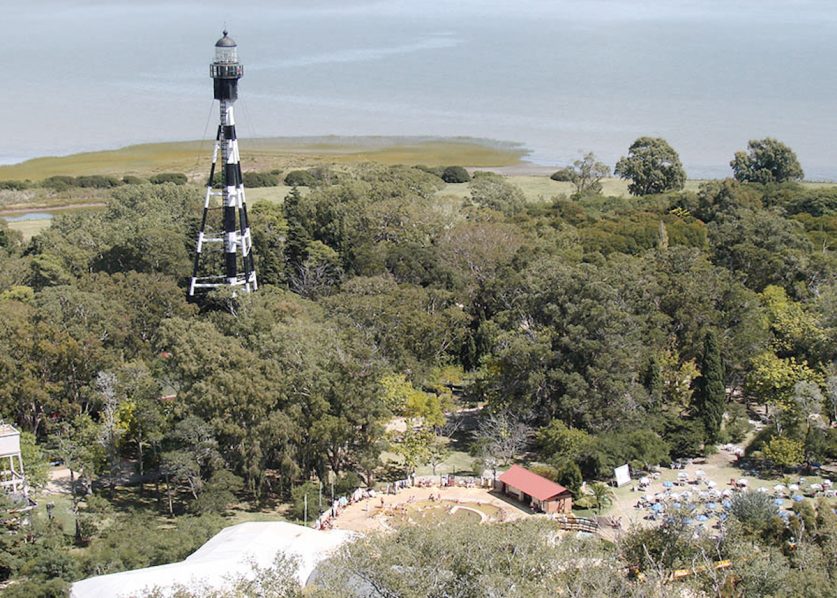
[693,330,725,444]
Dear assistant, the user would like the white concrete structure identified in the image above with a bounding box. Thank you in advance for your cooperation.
[70,521,351,598]
[0,424,26,496]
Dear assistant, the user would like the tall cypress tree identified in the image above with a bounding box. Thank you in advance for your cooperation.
[693,330,725,444]
[642,355,663,405]
[282,186,309,281]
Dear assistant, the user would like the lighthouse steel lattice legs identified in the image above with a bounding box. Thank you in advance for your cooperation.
[189,31,257,296]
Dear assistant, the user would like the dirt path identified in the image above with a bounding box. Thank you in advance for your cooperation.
[44,466,73,495]
[0,202,106,216]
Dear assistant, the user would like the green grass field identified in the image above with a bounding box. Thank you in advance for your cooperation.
[0,137,527,182]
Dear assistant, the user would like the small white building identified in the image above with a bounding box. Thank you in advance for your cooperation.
[70,521,351,598]
[0,424,26,497]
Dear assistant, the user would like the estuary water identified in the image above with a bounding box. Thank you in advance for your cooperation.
[7,0,837,178]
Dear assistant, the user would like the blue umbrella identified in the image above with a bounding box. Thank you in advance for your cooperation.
[707,502,718,510]
[652,503,664,512]
[792,495,804,502]
[696,514,709,522]
[722,499,732,509]
[684,518,694,525]
[663,481,673,488]
[719,513,728,522]
[673,502,682,509]
[774,498,784,506]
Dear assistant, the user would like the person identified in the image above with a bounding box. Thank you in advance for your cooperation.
[380,496,385,508]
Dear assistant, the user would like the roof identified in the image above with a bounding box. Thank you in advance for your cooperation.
[498,465,570,501]
[70,521,351,598]
[215,30,237,47]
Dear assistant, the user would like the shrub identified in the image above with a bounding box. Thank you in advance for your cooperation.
[242,171,279,187]
[284,170,317,187]
[415,165,445,179]
[529,464,560,482]
[550,167,575,182]
[290,481,322,521]
[75,175,121,188]
[0,180,30,191]
[149,172,187,185]
[41,175,76,191]
[441,166,471,183]
[122,175,147,185]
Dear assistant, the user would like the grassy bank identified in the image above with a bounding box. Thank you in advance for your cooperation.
[0,137,527,182]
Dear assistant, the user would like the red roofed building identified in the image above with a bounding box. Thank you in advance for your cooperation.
[497,465,573,514]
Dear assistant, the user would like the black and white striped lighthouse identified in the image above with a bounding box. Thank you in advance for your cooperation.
[189,31,258,296]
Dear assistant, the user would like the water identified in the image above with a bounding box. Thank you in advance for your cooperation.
[2,213,53,223]
[7,0,837,178]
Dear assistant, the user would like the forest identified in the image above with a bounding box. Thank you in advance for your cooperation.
[0,136,835,596]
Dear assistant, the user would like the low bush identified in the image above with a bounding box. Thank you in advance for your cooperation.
[284,170,317,187]
[441,166,471,183]
[149,172,188,185]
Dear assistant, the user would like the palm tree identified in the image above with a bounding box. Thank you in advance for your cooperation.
[589,482,614,515]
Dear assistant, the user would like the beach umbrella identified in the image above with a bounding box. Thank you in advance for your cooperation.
[719,513,728,522]
[757,487,768,494]
[697,514,709,522]
[789,484,799,492]
[722,489,732,497]
[673,502,682,509]
[810,483,823,492]
[738,479,748,486]
[707,481,717,488]
[695,469,706,478]
[792,495,804,502]
[773,484,785,492]
[663,481,673,488]
[684,518,694,525]
[707,502,717,510]
[822,479,832,488]
[640,477,650,486]
[774,498,784,506]
[644,494,654,502]
[722,499,732,509]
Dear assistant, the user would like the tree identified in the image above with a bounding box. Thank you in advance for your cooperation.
[536,420,593,464]
[614,137,686,196]
[589,482,614,514]
[691,330,725,444]
[471,411,531,478]
[731,138,804,184]
[555,460,583,496]
[468,173,526,215]
[763,435,805,469]
[550,151,610,197]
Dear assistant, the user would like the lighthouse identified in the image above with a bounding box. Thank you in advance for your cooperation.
[190,31,257,296]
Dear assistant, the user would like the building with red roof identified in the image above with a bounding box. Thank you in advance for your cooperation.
[497,464,573,514]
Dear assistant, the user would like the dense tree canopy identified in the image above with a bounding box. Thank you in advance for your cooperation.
[0,158,835,593]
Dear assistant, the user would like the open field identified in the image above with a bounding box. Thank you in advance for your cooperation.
[0,137,527,182]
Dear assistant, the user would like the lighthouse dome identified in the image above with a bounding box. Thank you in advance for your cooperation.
[215,31,237,48]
